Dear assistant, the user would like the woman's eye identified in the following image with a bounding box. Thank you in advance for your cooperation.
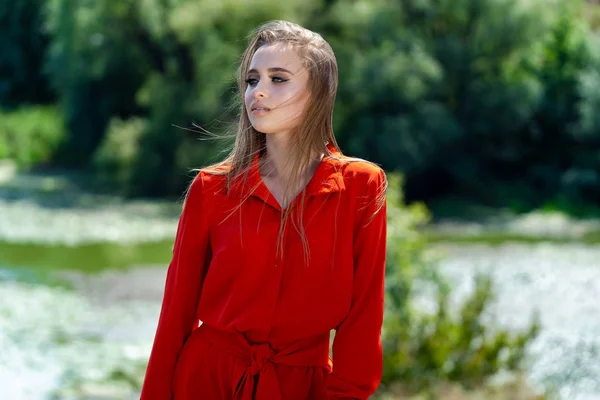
[245,76,288,86]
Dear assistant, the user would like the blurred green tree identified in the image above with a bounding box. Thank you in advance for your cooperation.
[0,0,54,106]
[45,0,150,167]
[46,0,323,195]
[326,0,551,203]
[1,0,596,208]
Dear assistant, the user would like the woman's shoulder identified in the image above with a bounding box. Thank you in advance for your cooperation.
[189,165,231,197]
[334,155,386,185]
[333,156,387,217]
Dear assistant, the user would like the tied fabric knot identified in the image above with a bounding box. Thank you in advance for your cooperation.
[249,343,275,375]
[196,323,331,400]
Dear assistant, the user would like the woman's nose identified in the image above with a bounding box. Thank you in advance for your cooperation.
[252,82,268,99]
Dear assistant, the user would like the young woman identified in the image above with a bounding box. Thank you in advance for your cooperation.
[140,20,387,400]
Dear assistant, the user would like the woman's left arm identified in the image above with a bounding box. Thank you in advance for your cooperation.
[325,167,387,400]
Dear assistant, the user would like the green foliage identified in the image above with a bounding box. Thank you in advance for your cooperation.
[561,33,600,203]
[519,2,597,204]
[0,0,53,106]
[43,0,323,195]
[45,0,150,166]
[0,106,65,168]
[129,75,198,197]
[332,0,548,174]
[2,0,600,210]
[93,117,147,193]
[324,0,600,210]
[382,173,540,392]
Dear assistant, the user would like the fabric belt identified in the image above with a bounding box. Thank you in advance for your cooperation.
[196,323,332,400]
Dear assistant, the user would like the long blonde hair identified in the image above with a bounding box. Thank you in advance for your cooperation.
[199,20,384,262]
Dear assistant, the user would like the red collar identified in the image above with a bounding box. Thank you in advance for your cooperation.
[228,143,345,210]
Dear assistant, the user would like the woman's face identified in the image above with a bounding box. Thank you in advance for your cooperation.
[244,44,311,136]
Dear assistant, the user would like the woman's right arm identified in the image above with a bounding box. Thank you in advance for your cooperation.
[140,171,211,399]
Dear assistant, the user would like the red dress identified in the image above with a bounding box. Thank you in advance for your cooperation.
[140,147,387,400]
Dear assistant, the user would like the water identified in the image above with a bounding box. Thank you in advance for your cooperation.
[0,278,159,400]
[0,174,177,399]
[435,243,600,400]
[0,245,169,400]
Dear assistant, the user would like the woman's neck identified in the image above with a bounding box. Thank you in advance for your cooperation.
[260,134,323,183]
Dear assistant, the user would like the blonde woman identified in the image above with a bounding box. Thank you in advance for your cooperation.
[140,20,387,400]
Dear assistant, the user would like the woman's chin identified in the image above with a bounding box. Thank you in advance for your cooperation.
[252,125,277,135]
[250,123,293,137]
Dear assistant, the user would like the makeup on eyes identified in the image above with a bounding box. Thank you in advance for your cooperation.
[245,66,294,85]
[245,76,289,86]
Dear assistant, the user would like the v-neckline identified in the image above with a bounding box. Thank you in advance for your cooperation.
[258,155,325,212]
[229,143,345,209]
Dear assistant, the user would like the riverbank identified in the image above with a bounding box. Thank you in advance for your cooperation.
[3,162,600,246]
[0,167,180,246]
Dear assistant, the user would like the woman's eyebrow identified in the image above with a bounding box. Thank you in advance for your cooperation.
[247,67,295,75]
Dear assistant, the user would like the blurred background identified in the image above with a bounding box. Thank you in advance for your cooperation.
[1,0,600,399]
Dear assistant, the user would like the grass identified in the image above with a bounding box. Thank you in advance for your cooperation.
[0,240,174,273]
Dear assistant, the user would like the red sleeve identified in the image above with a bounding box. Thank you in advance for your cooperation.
[140,172,211,399]
[326,168,387,400]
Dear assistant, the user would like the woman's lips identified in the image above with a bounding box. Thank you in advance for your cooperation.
[251,108,270,116]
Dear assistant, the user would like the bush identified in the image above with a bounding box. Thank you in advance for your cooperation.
[382,173,541,393]
[0,105,66,168]
[93,116,147,193]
